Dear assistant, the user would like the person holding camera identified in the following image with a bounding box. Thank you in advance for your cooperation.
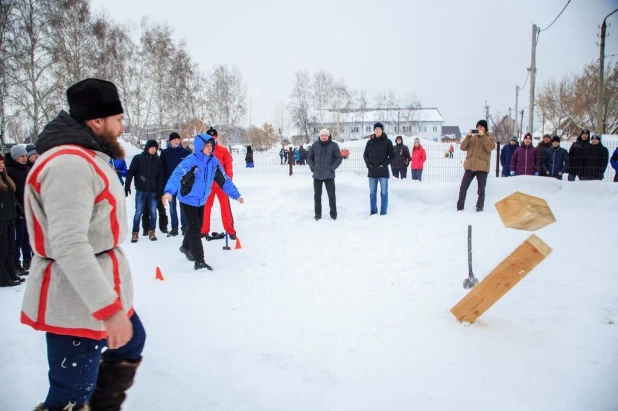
[456,120,496,212]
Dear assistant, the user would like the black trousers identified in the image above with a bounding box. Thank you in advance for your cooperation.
[142,194,168,231]
[0,220,16,285]
[391,166,407,179]
[457,170,488,210]
[181,204,205,261]
[314,179,337,218]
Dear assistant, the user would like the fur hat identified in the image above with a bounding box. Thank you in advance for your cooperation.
[319,128,329,136]
[373,122,384,131]
[10,144,27,159]
[476,120,488,131]
[169,132,181,141]
[66,78,124,123]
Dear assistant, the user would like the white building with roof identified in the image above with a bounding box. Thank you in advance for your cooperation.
[308,107,444,142]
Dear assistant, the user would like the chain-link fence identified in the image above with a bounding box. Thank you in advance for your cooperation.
[230,141,618,183]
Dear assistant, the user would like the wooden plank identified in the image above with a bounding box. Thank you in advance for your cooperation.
[451,234,552,324]
[495,191,556,232]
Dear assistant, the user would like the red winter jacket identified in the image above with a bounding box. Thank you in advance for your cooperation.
[411,145,427,170]
[211,143,233,187]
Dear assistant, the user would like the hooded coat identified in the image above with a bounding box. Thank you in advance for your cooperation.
[21,111,133,339]
[308,136,342,180]
[392,139,410,168]
[542,146,570,177]
[587,138,609,180]
[568,132,593,178]
[125,140,164,193]
[164,135,240,207]
[500,141,519,176]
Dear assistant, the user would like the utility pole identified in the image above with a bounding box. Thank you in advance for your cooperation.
[596,8,618,135]
[514,86,519,139]
[529,24,538,138]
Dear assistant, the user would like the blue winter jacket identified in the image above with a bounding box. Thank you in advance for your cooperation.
[542,146,570,177]
[500,141,519,176]
[110,158,128,184]
[164,134,240,207]
[160,144,192,183]
[611,148,618,172]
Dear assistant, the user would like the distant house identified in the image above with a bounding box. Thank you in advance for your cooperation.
[441,126,462,142]
[307,107,445,142]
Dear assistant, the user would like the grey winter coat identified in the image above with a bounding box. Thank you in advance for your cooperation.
[308,138,343,180]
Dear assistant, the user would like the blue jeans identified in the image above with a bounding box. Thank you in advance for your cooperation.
[14,217,32,264]
[369,177,389,215]
[411,169,423,181]
[168,194,187,231]
[44,312,146,410]
[132,191,157,232]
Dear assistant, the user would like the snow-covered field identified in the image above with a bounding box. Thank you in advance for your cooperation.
[1,172,617,410]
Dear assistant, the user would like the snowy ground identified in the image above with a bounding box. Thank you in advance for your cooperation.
[1,172,617,410]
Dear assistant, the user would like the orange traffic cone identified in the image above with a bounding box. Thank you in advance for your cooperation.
[235,238,242,249]
[155,266,164,281]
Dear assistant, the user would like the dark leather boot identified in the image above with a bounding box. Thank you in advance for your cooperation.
[89,358,141,411]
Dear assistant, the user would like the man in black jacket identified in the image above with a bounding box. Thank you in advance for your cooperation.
[363,122,394,215]
[391,136,410,179]
[160,132,191,236]
[125,140,164,241]
[308,129,343,220]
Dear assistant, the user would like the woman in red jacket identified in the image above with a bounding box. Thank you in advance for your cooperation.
[410,138,427,181]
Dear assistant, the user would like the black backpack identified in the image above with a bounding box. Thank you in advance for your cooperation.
[180,166,198,196]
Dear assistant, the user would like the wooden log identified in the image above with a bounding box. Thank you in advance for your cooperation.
[495,191,556,232]
[451,234,552,324]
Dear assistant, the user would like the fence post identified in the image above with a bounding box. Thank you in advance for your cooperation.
[495,142,501,177]
[288,147,293,176]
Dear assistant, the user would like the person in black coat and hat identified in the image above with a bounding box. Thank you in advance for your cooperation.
[308,129,343,220]
[363,122,395,215]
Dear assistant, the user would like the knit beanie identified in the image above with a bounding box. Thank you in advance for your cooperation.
[10,144,28,159]
[169,132,181,141]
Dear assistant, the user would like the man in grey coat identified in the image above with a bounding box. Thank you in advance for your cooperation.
[308,128,342,220]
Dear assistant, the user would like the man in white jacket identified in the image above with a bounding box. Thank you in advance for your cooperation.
[22,78,145,411]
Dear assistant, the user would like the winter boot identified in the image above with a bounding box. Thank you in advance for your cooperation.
[181,227,187,236]
[179,246,195,262]
[167,228,179,237]
[23,258,32,271]
[34,402,90,410]
[0,266,21,287]
[131,232,138,243]
[14,261,27,276]
[148,230,157,241]
[142,229,148,237]
[9,269,25,283]
[228,233,237,240]
[194,260,213,271]
[89,358,141,411]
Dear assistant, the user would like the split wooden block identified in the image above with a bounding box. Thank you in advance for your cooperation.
[451,234,552,324]
[495,191,556,232]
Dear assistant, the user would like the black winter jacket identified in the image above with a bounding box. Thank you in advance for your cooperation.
[308,138,342,180]
[587,143,609,180]
[363,133,395,178]
[125,149,164,193]
[0,177,18,221]
[568,136,592,178]
[160,145,192,182]
[245,146,254,163]
[5,155,28,206]
[392,143,410,168]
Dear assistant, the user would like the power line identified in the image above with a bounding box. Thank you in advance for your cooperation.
[539,0,572,33]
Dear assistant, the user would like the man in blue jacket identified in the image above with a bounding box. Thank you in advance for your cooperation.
[162,135,244,271]
[160,132,192,236]
[500,136,519,177]
[542,136,569,179]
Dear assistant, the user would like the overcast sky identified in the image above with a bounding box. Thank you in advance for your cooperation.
[90,0,618,133]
